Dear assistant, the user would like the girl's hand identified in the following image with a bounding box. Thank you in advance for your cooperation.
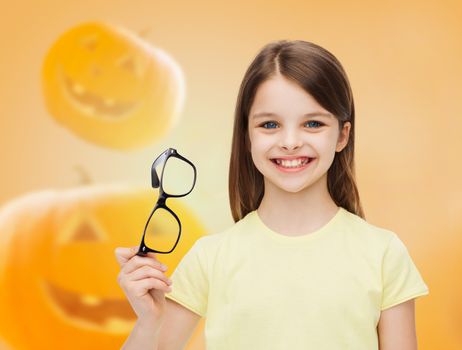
[114,246,173,325]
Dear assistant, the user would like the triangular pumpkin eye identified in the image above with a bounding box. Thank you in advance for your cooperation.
[117,54,136,72]
[71,221,100,242]
[58,213,107,245]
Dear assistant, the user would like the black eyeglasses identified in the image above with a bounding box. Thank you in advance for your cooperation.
[137,148,197,256]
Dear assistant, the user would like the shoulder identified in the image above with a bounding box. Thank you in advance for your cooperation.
[192,215,241,246]
[192,212,252,256]
[339,207,399,251]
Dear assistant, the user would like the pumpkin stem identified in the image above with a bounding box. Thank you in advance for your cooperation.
[138,28,151,39]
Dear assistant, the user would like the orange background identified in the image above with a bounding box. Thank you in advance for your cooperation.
[1,0,461,349]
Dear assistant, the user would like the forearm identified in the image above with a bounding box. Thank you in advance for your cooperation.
[122,319,161,350]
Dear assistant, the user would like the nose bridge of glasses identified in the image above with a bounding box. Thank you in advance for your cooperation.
[156,192,168,206]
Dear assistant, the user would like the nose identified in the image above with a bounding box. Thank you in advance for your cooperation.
[279,128,302,151]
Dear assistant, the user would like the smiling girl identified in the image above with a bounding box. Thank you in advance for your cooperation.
[115,40,429,350]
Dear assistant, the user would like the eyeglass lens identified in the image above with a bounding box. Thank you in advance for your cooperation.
[154,155,195,195]
[144,207,179,252]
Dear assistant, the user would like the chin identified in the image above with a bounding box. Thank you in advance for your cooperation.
[264,178,313,194]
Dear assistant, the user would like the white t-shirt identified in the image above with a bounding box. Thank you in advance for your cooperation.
[165,206,429,349]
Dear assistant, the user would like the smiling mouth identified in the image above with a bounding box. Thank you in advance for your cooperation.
[60,69,138,120]
[43,279,136,333]
[271,157,314,168]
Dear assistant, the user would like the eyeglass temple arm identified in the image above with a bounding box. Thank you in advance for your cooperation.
[151,163,160,188]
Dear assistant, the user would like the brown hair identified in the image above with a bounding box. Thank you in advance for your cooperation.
[228,40,365,222]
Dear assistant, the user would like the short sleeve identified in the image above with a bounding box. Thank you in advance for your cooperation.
[165,238,209,317]
[381,233,429,310]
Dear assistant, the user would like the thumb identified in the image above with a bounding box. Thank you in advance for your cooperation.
[114,246,139,267]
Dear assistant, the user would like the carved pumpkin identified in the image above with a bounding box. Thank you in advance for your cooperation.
[41,22,185,150]
[0,184,206,349]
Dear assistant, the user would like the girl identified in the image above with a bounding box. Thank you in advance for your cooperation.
[115,40,429,350]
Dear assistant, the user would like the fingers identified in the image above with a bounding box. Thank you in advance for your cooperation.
[131,277,173,296]
[115,246,163,267]
[121,254,168,275]
[115,246,172,297]
[128,265,172,287]
[114,246,139,267]
[117,265,173,295]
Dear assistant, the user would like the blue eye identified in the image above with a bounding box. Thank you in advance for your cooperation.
[261,121,278,129]
[260,120,324,129]
[306,121,323,128]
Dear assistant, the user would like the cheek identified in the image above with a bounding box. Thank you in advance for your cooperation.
[313,132,339,154]
[253,127,279,143]
[250,137,274,164]
[316,138,339,167]
[249,139,272,174]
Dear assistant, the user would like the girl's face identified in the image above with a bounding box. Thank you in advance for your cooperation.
[248,74,351,194]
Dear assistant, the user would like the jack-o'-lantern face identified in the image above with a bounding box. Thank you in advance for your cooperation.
[41,22,185,150]
[0,185,205,349]
[41,211,135,333]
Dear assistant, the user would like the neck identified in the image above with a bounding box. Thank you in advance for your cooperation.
[257,174,339,236]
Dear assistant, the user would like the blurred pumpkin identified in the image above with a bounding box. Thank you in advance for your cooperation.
[41,22,185,150]
[0,184,206,349]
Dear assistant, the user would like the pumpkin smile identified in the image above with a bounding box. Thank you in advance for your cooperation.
[41,22,186,149]
[61,69,139,120]
[43,279,136,333]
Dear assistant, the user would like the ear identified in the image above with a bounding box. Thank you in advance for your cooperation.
[336,121,351,152]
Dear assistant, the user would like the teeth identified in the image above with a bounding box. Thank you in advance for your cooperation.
[275,158,309,168]
[104,98,115,106]
[72,83,85,95]
[81,105,95,115]
[103,317,136,333]
[80,294,102,306]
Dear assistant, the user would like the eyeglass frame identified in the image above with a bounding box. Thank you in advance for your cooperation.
[137,147,197,256]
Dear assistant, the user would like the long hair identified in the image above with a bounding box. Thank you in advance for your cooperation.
[229,40,365,222]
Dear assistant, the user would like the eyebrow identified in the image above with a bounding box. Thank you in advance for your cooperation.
[251,111,334,119]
